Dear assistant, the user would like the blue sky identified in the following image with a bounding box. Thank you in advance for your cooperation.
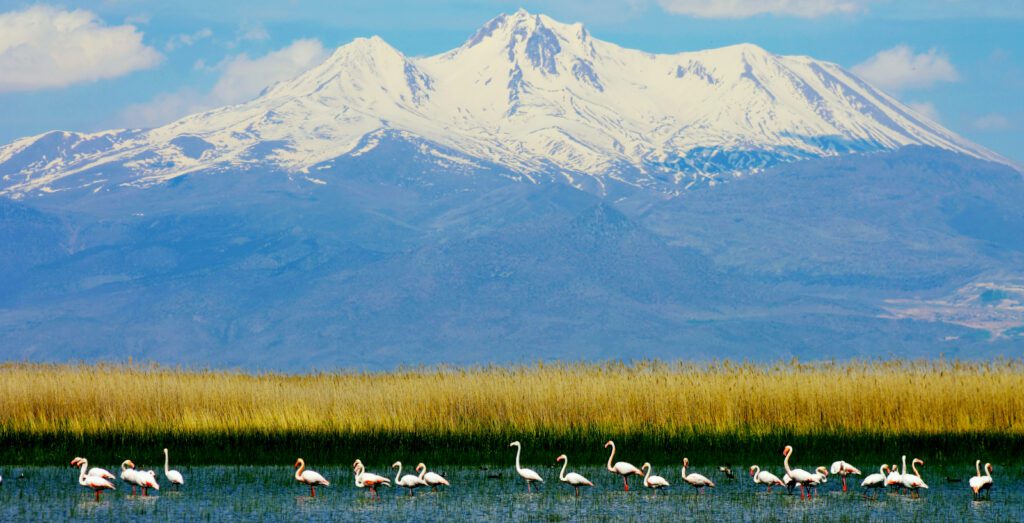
[1,0,1021,162]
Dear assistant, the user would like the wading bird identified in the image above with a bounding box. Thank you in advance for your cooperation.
[782,445,815,500]
[509,441,543,492]
[604,440,643,491]
[969,461,993,500]
[749,465,784,492]
[641,463,669,492]
[416,463,450,491]
[70,458,115,480]
[120,460,139,495]
[293,458,328,497]
[353,460,391,498]
[860,464,890,499]
[136,469,160,496]
[555,454,593,496]
[718,465,736,480]
[392,461,427,496]
[900,456,928,498]
[681,458,715,493]
[163,449,184,490]
[73,458,115,501]
[830,460,861,492]
[885,462,902,493]
[805,466,828,498]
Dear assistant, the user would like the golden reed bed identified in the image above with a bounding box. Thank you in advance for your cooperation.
[1,360,1021,440]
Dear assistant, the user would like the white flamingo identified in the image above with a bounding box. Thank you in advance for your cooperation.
[136,469,160,496]
[681,457,715,493]
[641,463,670,491]
[782,445,815,500]
[163,449,184,489]
[120,460,139,495]
[74,458,115,501]
[353,459,391,499]
[392,461,427,496]
[969,461,993,500]
[293,458,329,497]
[509,441,543,492]
[805,466,828,497]
[900,456,928,498]
[604,440,643,491]
[830,460,861,492]
[749,465,784,492]
[416,463,450,491]
[555,454,593,496]
[70,457,115,480]
[885,462,902,492]
[860,464,890,499]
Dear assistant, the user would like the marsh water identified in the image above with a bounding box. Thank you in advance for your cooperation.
[0,463,1018,521]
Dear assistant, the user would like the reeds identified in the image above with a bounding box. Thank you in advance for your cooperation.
[1,360,1021,464]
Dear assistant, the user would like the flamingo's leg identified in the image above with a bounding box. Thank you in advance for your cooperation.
[95,490,100,502]
[842,476,847,492]
[623,476,629,491]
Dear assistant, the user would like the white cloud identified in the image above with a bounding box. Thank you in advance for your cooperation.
[907,101,940,122]
[119,39,327,128]
[972,114,1012,131]
[851,45,959,91]
[657,0,866,18]
[0,6,161,92]
[165,28,213,51]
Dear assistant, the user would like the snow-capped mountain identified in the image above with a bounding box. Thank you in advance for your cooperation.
[0,9,1008,199]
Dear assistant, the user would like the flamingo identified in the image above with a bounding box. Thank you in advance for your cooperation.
[163,449,184,490]
[70,457,115,480]
[353,459,391,498]
[509,441,543,492]
[641,463,670,491]
[604,440,643,491]
[749,465,784,492]
[73,458,115,501]
[782,473,798,494]
[293,458,329,497]
[885,462,902,493]
[555,454,593,496]
[120,460,139,495]
[136,469,160,496]
[860,464,890,499]
[415,463,450,491]
[681,458,715,493]
[969,461,993,500]
[782,445,815,500]
[392,461,427,496]
[830,460,861,492]
[900,456,928,498]
[805,466,828,498]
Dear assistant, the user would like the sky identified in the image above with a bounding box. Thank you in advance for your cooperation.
[0,0,1021,163]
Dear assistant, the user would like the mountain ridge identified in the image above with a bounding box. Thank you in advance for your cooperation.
[0,9,1011,202]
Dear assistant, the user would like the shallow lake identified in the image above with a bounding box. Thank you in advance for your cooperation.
[0,462,1017,521]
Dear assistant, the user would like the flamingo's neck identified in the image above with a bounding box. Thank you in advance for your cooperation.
[975,460,981,477]
[295,461,305,481]
[880,465,887,476]
[558,459,568,482]
[751,466,759,478]
[901,456,907,475]
[513,444,523,473]
[985,463,992,478]
[783,449,792,474]
[643,465,651,484]
[606,444,615,472]
[394,463,402,483]
[911,460,920,477]
[681,462,687,478]
[418,466,426,481]
[164,450,170,474]
[77,460,89,484]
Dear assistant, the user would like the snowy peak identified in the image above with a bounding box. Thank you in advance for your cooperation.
[0,10,1013,200]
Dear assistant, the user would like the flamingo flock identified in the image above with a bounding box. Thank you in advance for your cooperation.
[53,443,998,504]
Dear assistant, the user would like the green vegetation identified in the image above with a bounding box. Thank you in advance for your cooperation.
[1,360,1021,465]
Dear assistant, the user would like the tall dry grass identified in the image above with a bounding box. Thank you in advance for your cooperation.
[1,360,1021,442]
